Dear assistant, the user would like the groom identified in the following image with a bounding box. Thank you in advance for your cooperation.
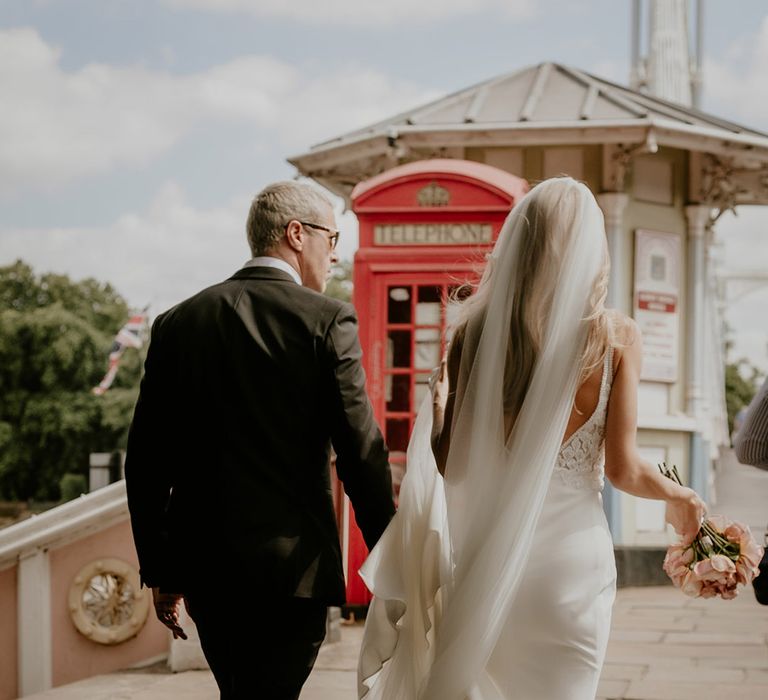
[125,181,395,699]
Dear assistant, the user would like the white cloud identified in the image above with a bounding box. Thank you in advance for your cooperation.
[0,27,436,195]
[704,16,768,129]
[1,183,250,314]
[162,0,535,26]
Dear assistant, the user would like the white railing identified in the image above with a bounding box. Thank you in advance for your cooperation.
[0,481,130,697]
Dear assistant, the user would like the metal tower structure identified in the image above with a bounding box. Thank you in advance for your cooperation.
[631,0,704,108]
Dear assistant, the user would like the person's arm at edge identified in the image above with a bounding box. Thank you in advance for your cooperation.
[124,315,188,639]
[325,302,395,551]
[124,315,176,588]
[734,377,768,469]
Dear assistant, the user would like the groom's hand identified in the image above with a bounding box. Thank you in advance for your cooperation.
[152,587,188,640]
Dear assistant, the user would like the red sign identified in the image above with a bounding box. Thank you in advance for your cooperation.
[637,291,677,313]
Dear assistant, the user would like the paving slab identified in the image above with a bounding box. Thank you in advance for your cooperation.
[623,680,768,700]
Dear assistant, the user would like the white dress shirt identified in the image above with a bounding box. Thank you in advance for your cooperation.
[243,256,302,285]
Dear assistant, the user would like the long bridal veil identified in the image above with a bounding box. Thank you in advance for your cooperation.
[358,178,608,700]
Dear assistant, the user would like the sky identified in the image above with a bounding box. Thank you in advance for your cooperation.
[1,0,767,371]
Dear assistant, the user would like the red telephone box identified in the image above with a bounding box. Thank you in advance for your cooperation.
[343,159,528,605]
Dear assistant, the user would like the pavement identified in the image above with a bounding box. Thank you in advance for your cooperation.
[27,450,768,700]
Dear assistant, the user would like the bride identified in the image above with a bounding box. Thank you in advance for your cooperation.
[357,177,705,700]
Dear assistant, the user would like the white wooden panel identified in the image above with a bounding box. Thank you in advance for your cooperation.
[635,446,668,532]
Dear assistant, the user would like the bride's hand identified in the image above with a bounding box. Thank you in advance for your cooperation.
[429,357,448,414]
[665,487,706,544]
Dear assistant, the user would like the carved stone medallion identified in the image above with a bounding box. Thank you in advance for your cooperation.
[68,558,150,645]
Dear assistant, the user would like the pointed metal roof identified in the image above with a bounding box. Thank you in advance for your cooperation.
[288,62,768,199]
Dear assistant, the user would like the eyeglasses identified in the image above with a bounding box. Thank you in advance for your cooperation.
[298,221,340,250]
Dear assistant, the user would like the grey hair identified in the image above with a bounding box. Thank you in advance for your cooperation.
[246,181,332,256]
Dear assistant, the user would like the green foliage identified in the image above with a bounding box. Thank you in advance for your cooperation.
[325,259,353,302]
[0,261,143,500]
[0,260,129,335]
[725,359,765,436]
[59,473,87,502]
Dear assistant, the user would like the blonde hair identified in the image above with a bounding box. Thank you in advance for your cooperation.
[451,177,620,417]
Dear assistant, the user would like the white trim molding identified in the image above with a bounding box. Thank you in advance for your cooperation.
[18,548,52,696]
[0,481,129,571]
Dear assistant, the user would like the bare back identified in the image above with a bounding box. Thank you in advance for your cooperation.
[562,350,619,445]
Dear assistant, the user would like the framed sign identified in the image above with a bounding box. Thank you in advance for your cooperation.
[634,229,681,383]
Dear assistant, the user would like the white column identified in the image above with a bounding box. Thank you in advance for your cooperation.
[596,193,630,312]
[18,548,52,696]
[685,205,712,500]
[685,205,710,421]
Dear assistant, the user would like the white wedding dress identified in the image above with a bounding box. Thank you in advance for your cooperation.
[485,348,616,699]
[358,178,617,700]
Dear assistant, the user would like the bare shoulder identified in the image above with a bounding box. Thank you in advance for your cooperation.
[606,311,641,371]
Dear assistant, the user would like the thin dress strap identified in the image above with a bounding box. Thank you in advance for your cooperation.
[598,347,614,407]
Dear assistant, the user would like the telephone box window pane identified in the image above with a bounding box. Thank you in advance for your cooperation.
[414,327,440,369]
[414,373,431,407]
[386,373,411,412]
[388,287,411,324]
[386,330,411,368]
[416,286,442,326]
[386,418,411,453]
[417,286,442,303]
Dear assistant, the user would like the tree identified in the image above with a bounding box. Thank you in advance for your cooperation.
[0,261,143,501]
[724,358,764,437]
[324,260,353,302]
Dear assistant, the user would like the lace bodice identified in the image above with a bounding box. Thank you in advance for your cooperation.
[554,347,614,491]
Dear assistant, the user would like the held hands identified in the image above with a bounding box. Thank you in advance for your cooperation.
[152,587,188,640]
[429,357,449,415]
[665,487,707,545]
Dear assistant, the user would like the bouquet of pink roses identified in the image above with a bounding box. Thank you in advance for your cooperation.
[660,463,764,599]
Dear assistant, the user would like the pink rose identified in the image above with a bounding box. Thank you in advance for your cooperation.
[681,570,704,597]
[664,545,694,577]
[735,559,751,585]
[693,556,735,585]
[724,522,747,543]
[693,559,715,580]
[710,554,736,574]
[739,537,763,569]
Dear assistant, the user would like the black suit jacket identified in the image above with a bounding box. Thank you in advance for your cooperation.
[125,266,395,605]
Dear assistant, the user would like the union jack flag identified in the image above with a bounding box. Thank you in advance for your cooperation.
[92,309,149,395]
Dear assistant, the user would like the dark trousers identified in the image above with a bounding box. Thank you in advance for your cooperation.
[185,588,327,700]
